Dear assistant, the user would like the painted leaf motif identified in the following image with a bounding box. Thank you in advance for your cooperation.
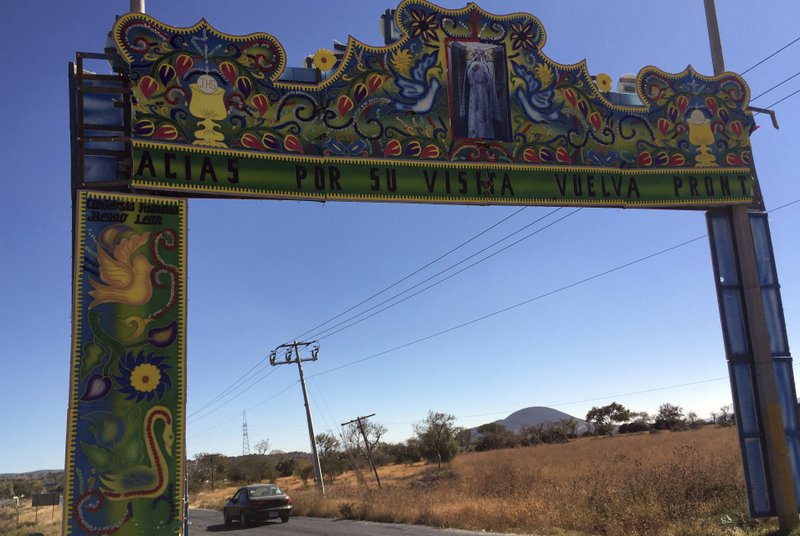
[726,153,745,166]
[368,73,385,93]
[324,138,347,155]
[404,140,422,157]
[139,76,159,100]
[337,95,354,116]
[152,125,178,140]
[589,112,601,131]
[236,76,252,98]
[637,152,653,167]
[420,144,440,159]
[148,321,178,348]
[668,105,678,123]
[353,83,368,103]
[158,64,175,85]
[133,119,155,136]
[175,54,193,77]
[705,97,718,116]
[730,121,742,137]
[284,134,304,153]
[251,94,270,116]
[654,151,669,166]
[79,441,116,473]
[555,147,570,163]
[262,133,281,151]
[538,147,554,162]
[677,95,689,114]
[577,99,589,117]
[384,139,402,157]
[241,133,263,150]
[220,61,237,84]
[669,154,686,166]
[563,88,577,108]
[718,108,729,123]
[522,148,540,163]
[658,118,671,136]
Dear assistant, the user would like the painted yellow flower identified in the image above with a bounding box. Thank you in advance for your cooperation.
[391,49,413,73]
[313,49,336,71]
[115,350,172,402]
[595,73,612,92]
[130,363,162,393]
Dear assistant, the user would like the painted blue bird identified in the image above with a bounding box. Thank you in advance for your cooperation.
[391,52,442,114]
[512,62,562,123]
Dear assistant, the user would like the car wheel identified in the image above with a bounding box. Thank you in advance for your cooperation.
[223,510,232,527]
[239,511,247,528]
[280,513,290,523]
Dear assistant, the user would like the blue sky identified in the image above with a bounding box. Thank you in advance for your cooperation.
[1,0,799,473]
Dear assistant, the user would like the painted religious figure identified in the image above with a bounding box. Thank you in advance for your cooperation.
[449,42,511,141]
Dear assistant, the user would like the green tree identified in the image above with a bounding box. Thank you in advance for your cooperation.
[227,455,276,483]
[294,461,315,487]
[189,453,227,490]
[654,403,685,431]
[254,439,270,455]
[586,402,631,436]
[316,432,346,484]
[474,423,519,451]
[414,411,460,468]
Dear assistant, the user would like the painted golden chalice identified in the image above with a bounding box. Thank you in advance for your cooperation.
[189,74,227,147]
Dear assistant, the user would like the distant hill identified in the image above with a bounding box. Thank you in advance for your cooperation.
[474,406,588,434]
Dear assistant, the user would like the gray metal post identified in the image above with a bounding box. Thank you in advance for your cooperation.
[704,0,798,531]
[294,343,325,495]
[129,0,145,14]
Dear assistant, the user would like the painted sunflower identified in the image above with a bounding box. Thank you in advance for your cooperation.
[115,351,172,402]
[509,21,536,51]
[407,9,439,42]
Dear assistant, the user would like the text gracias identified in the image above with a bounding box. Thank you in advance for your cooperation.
[134,151,751,200]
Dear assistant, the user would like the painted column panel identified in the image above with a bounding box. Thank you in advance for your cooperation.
[64,190,186,536]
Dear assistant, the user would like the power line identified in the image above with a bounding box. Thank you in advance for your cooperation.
[314,208,580,342]
[764,87,800,110]
[750,70,800,102]
[188,381,298,438]
[187,366,277,424]
[308,233,708,379]
[189,201,798,428]
[191,207,532,418]
[741,36,800,75]
[288,206,528,343]
[187,360,265,418]
[189,203,798,454]
[309,208,572,341]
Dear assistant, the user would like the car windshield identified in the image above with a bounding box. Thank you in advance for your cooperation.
[248,485,282,498]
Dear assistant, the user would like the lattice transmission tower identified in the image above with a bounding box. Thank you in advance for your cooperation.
[242,409,251,455]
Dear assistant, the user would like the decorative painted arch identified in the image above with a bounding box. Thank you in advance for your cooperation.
[114,0,755,208]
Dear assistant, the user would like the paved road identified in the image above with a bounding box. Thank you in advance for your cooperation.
[188,509,530,536]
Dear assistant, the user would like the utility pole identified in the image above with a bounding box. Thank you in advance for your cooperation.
[209,454,215,491]
[269,341,325,494]
[342,414,382,489]
[704,1,798,532]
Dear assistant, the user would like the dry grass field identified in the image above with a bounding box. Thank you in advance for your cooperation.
[194,426,794,536]
[0,500,62,536]
[4,426,797,535]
